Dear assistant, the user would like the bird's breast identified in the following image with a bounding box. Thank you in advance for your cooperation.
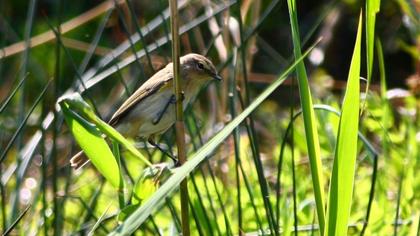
[115,89,193,138]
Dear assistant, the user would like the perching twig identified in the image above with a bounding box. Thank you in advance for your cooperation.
[169,0,190,235]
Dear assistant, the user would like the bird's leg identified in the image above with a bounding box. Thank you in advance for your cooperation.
[148,138,178,165]
[152,92,185,125]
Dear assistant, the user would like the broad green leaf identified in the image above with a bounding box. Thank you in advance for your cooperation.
[287,0,325,232]
[109,40,320,236]
[58,93,152,168]
[325,12,363,236]
[61,104,121,188]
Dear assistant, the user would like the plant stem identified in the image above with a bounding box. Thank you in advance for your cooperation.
[169,0,189,235]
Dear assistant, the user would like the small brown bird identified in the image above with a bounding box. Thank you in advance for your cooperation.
[70,53,221,169]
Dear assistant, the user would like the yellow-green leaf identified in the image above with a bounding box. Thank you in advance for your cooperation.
[325,11,363,236]
[61,105,121,188]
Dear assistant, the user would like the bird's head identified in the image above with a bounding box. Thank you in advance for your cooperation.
[180,53,222,83]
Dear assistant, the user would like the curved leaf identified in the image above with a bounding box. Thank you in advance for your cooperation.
[61,104,121,188]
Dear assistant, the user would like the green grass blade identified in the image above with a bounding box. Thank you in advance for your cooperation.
[360,38,386,236]
[394,177,403,235]
[0,74,28,113]
[229,49,243,234]
[366,0,380,82]
[376,38,390,153]
[377,39,387,97]
[188,175,214,235]
[233,2,278,232]
[123,0,154,73]
[0,80,51,163]
[88,203,112,236]
[77,8,113,74]
[362,0,381,112]
[2,204,31,235]
[185,113,225,235]
[287,0,325,233]
[109,41,320,236]
[112,1,146,79]
[325,12,363,236]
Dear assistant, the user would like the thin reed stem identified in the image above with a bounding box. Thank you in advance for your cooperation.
[169,0,189,235]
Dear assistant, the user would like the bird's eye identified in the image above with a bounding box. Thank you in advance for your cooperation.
[197,62,204,70]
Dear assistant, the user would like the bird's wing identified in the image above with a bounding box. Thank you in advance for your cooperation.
[109,66,173,126]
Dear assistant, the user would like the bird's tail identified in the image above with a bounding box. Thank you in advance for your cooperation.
[70,151,90,169]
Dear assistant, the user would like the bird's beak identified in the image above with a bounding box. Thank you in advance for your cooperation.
[212,74,222,81]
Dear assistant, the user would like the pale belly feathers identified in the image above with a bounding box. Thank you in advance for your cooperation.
[114,89,193,139]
